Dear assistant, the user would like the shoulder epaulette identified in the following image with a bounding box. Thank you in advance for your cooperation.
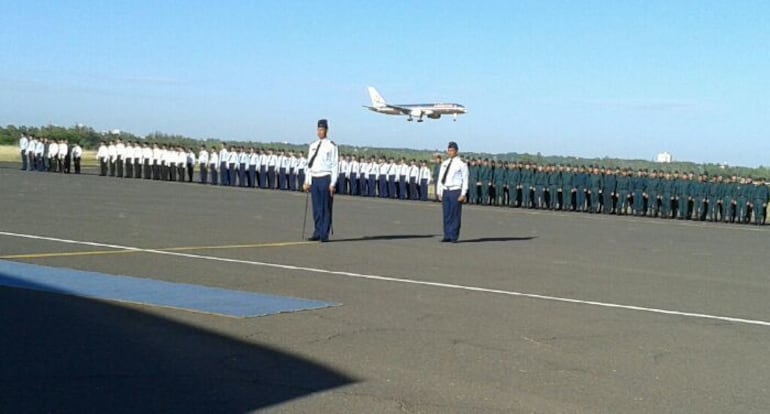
[330,140,337,146]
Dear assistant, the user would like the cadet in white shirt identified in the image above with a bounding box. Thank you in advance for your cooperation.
[296,151,307,191]
[198,145,209,184]
[107,141,117,176]
[35,138,45,172]
[142,143,153,179]
[208,146,219,185]
[58,140,69,173]
[133,142,143,178]
[186,147,196,182]
[227,146,239,187]
[359,157,371,196]
[265,149,278,189]
[47,140,59,172]
[288,151,299,191]
[238,147,248,187]
[408,159,420,200]
[437,141,469,243]
[96,141,108,176]
[115,139,125,177]
[338,155,348,195]
[303,119,339,242]
[19,135,29,170]
[124,142,134,178]
[71,142,83,174]
[218,144,229,186]
[419,160,432,201]
[248,147,259,188]
[277,150,288,190]
[349,156,360,196]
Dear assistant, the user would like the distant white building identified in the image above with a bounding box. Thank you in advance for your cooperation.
[656,152,672,163]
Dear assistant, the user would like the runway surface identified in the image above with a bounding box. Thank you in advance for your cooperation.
[1,166,769,413]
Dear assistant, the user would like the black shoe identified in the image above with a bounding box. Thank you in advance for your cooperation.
[307,236,320,241]
[320,238,329,243]
[440,238,450,242]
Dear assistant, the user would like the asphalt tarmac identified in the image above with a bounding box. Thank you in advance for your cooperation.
[1,165,769,413]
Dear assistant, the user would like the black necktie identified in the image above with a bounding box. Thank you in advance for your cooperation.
[441,158,453,185]
[307,141,322,168]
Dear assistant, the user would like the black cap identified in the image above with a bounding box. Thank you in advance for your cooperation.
[448,141,458,150]
[317,119,328,129]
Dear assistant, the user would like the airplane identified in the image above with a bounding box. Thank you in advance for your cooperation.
[363,86,467,122]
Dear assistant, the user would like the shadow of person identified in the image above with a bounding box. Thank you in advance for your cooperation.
[328,234,436,243]
[0,273,355,413]
[454,236,537,243]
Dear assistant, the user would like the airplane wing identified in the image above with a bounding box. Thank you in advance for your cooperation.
[384,105,414,115]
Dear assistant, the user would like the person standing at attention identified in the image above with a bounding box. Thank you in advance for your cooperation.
[436,141,469,243]
[303,119,339,242]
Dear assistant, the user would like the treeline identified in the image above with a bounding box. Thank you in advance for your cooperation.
[1,123,768,178]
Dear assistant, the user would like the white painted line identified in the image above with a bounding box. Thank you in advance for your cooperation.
[2,230,770,328]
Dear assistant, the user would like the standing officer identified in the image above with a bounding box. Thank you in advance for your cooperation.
[19,134,29,170]
[437,141,469,243]
[303,119,339,242]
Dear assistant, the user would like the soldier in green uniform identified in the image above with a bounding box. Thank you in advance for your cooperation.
[520,162,534,208]
[547,165,561,210]
[723,176,737,223]
[632,170,646,216]
[478,159,491,205]
[533,165,548,208]
[467,159,478,204]
[562,165,575,211]
[588,166,602,213]
[660,172,675,218]
[615,169,631,215]
[736,177,751,224]
[602,169,617,214]
[507,162,521,207]
[751,178,769,225]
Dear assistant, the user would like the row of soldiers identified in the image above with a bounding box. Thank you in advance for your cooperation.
[463,160,769,225]
[18,135,84,173]
[92,140,437,200]
[18,136,769,226]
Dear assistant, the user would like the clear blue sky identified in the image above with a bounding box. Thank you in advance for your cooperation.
[1,0,768,166]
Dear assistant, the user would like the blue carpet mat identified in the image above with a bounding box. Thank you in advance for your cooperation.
[0,260,337,318]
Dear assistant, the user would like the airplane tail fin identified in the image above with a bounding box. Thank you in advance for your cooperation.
[367,86,387,108]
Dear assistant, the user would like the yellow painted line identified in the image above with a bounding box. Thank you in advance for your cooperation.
[162,241,316,251]
[0,250,137,259]
[0,241,316,260]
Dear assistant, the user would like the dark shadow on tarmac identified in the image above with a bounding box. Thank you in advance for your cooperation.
[328,234,436,243]
[455,236,537,243]
[0,274,355,413]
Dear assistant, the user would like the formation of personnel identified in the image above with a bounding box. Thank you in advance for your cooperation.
[16,136,769,226]
[463,160,769,226]
[18,134,84,174]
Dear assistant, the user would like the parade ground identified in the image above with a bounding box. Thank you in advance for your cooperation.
[1,165,769,414]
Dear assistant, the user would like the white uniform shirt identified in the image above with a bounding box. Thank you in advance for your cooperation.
[350,160,360,176]
[278,155,289,169]
[227,151,239,164]
[372,163,381,178]
[115,143,125,159]
[142,147,152,162]
[339,159,348,175]
[48,143,59,158]
[187,151,196,165]
[288,156,298,170]
[304,138,339,186]
[198,150,209,165]
[72,145,83,158]
[209,151,219,166]
[218,148,228,164]
[436,156,469,198]
[249,152,259,166]
[58,143,68,159]
[108,144,117,162]
[297,157,307,171]
[419,166,432,182]
[35,141,44,156]
[238,151,248,164]
[360,161,371,178]
[152,148,161,164]
[134,146,143,161]
[266,154,277,167]
[97,145,108,161]
[409,165,419,179]
[19,136,29,151]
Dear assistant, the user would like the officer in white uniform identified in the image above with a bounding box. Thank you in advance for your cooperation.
[303,119,339,242]
[436,141,469,243]
[19,134,29,170]
[71,142,83,174]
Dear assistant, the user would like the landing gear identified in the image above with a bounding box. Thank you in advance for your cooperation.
[453,113,458,122]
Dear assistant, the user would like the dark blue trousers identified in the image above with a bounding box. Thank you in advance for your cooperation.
[267,167,276,189]
[249,165,256,187]
[399,177,407,199]
[289,171,297,191]
[350,174,359,195]
[219,162,228,185]
[311,175,333,241]
[368,177,377,197]
[21,150,27,170]
[420,179,428,201]
[379,177,389,198]
[210,165,218,185]
[409,178,418,200]
[200,165,207,184]
[279,167,287,190]
[442,190,462,242]
[239,163,246,187]
[260,166,267,188]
